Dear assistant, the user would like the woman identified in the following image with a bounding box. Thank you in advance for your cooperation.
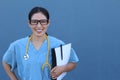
[2,6,79,80]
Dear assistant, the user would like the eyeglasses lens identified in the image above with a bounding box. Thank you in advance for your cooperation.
[30,19,48,25]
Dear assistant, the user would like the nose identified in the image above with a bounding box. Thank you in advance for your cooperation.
[37,22,42,27]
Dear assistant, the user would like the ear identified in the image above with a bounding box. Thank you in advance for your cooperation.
[47,20,50,26]
[28,20,31,27]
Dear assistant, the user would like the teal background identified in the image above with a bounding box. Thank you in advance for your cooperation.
[0,0,120,80]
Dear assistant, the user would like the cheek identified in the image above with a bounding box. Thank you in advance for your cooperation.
[43,25,48,30]
[29,24,33,29]
[30,26,35,30]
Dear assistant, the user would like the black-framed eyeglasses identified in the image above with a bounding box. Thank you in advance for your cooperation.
[30,19,48,25]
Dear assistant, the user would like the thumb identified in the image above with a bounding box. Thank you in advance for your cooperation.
[51,66,56,73]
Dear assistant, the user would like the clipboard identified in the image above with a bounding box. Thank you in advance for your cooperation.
[52,43,71,80]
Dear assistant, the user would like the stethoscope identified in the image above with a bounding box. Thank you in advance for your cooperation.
[24,34,51,74]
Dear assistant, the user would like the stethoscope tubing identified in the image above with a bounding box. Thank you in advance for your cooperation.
[24,34,51,71]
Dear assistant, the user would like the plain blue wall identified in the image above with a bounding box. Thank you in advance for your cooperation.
[0,0,120,80]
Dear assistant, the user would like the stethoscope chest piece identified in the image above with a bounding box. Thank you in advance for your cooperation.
[24,54,29,60]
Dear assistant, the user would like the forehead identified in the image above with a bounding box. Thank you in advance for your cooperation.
[31,12,47,20]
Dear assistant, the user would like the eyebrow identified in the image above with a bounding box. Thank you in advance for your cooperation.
[31,19,47,20]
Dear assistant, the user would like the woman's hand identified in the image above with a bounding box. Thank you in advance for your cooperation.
[51,65,65,79]
[50,62,76,79]
[2,61,18,80]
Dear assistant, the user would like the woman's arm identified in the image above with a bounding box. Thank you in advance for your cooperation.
[51,62,77,79]
[2,61,18,80]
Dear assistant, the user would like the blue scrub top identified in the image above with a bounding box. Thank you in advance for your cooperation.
[3,35,79,80]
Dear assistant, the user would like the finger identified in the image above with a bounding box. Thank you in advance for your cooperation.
[51,73,57,79]
[51,67,56,73]
[52,76,57,79]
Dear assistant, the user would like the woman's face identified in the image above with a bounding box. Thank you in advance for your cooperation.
[29,12,49,37]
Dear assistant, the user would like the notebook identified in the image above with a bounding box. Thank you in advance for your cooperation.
[52,43,71,80]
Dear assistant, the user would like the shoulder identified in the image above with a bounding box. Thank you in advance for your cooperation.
[48,35,65,48]
[10,36,29,47]
[48,35,64,44]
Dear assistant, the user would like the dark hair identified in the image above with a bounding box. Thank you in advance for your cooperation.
[28,7,49,21]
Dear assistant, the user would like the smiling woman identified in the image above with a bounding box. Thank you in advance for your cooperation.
[2,6,79,80]
[28,7,50,38]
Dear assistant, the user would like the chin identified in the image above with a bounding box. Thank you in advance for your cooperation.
[36,33,45,37]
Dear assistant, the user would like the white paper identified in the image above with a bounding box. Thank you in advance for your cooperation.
[54,43,71,80]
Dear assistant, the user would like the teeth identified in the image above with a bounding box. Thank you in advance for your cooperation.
[37,30,42,31]
[36,30,42,32]
[36,30,42,33]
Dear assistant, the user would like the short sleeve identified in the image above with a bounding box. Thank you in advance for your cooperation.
[69,48,79,63]
[2,43,17,71]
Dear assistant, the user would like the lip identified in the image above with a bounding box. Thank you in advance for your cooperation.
[35,29,43,33]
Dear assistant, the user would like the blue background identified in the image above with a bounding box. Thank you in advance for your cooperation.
[0,0,120,80]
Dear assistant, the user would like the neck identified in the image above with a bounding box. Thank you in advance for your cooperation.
[31,34,46,42]
[30,34,47,50]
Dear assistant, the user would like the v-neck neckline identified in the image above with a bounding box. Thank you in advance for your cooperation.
[30,39,47,53]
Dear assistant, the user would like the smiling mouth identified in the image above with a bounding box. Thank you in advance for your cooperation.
[36,29,43,33]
